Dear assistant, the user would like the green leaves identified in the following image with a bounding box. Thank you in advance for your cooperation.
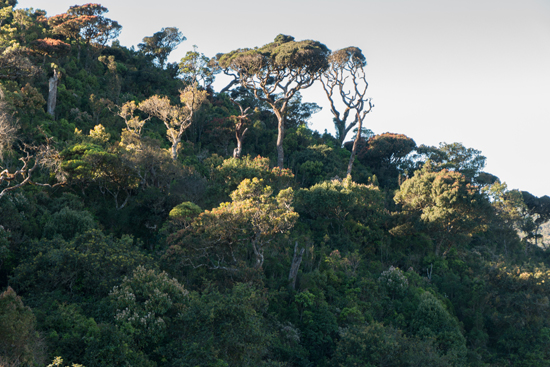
[415,142,487,183]
[110,266,188,350]
[356,133,416,189]
[219,34,330,76]
[12,229,154,301]
[138,27,185,68]
[0,287,45,367]
[178,45,215,87]
[165,283,271,367]
[296,176,385,252]
[43,206,97,240]
[205,155,294,206]
[169,201,201,219]
[411,291,467,365]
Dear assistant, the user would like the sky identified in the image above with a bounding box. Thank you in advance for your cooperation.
[17,0,550,197]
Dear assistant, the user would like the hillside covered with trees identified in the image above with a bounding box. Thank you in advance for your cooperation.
[1,2,550,366]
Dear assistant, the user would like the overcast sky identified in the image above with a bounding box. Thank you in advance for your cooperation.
[17,0,550,196]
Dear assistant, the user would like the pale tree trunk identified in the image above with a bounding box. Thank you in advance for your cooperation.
[288,242,305,290]
[233,127,247,158]
[171,138,180,161]
[233,139,242,158]
[233,146,241,159]
[276,113,285,169]
[47,69,60,118]
[169,126,183,161]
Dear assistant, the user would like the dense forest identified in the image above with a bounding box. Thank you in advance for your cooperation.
[1,2,550,366]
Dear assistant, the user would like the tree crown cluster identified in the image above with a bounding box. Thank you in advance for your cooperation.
[0,3,549,367]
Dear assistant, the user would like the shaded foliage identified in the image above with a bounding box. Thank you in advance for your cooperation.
[0,3,547,366]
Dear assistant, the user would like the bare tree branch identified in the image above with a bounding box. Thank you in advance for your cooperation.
[321,47,373,147]
[230,98,251,158]
[139,83,207,160]
[321,47,374,175]
[0,139,66,199]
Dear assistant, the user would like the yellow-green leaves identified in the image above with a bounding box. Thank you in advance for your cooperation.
[166,177,298,272]
[395,167,490,255]
[139,83,207,160]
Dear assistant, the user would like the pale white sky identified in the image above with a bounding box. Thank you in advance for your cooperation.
[18,0,550,196]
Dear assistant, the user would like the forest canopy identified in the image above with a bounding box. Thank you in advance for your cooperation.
[0,2,549,367]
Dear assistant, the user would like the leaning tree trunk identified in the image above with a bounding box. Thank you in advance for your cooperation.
[288,242,305,290]
[47,69,60,118]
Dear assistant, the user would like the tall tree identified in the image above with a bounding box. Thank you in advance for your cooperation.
[295,176,385,252]
[178,45,215,88]
[320,47,373,175]
[48,3,121,46]
[138,27,185,68]
[218,34,330,169]
[139,83,207,161]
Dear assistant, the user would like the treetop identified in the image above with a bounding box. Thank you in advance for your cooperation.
[218,34,330,74]
[329,46,366,67]
[274,34,295,44]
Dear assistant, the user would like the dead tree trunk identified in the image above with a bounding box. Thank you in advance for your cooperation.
[288,242,305,290]
[47,69,60,118]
